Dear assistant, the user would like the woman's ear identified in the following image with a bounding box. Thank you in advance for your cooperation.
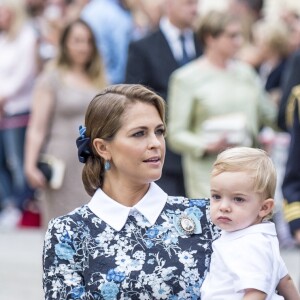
[259,198,274,219]
[93,138,110,160]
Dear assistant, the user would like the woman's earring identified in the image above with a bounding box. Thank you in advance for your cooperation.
[104,160,111,171]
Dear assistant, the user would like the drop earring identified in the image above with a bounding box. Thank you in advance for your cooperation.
[104,160,111,171]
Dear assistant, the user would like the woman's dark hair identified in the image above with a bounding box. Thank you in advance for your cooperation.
[82,84,166,196]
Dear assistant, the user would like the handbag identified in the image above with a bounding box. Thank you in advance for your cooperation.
[201,113,253,146]
[37,154,65,189]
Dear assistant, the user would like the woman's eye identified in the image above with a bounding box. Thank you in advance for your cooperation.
[156,128,166,136]
[133,131,145,137]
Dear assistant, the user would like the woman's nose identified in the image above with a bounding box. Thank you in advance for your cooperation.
[149,133,163,148]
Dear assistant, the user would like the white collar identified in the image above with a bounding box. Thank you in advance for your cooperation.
[160,16,193,42]
[221,221,277,241]
[160,17,195,61]
[88,182,168,231]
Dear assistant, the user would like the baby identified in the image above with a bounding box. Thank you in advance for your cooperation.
[201,147,300,299]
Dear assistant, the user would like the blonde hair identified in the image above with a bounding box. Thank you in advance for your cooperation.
[82,84,166,196]
[0,0,28,39]
[212,147,277,199]
[253,19,290,58]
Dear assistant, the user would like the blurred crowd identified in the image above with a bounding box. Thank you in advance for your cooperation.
[0,0,300,250]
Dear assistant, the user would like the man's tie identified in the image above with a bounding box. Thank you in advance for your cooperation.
[179,34,190,66]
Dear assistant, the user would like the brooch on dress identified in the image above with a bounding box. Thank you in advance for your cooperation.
[178,214,196,234]
[173,207,203,236]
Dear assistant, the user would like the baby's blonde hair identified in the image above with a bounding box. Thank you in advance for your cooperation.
[212,147,277,200]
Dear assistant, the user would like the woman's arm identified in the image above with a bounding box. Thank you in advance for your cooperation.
[277,274,300,300]
[43,217,84,300]
[167,71,213,158]
[24,74,55,188]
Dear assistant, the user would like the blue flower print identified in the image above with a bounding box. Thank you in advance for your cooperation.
[100,282,119,300]
[106,269,126,283]
[43,197,215,299]
[55,243,75,260]
[60,231,72,244]
[185,207,203,220]
[189,199,208,207]
[144,239,154,248]
[152,282,171,299]
[146,227,159,238]
[70,286,85,299]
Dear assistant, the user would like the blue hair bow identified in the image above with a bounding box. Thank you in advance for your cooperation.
[76,125,92,163]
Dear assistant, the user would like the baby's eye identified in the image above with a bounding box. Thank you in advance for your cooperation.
[211,194,221,200]
[233,197,245,203]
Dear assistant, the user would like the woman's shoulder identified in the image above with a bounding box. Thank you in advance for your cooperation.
[46,205,91,231]
[165,196,211,223]
[230,59,258,78]
[35,63,61,87]
[166,196,209,206]
[171,59,203,80]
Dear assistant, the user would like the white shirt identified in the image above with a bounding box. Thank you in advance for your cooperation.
[201,222,288,300]
[0,23,38,115]
[159,17,196,62]
[88,182,168,231]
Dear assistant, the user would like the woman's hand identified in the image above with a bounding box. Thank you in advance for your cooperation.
[205,135,232,155]
[25,165,47,189]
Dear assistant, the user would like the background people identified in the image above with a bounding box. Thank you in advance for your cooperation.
[43,84,218,299]
[0,0,38,228]
[81,0,134,84]
[282,86,300,245]
[125,0,201,197]
[167,10,277,198]
[25,19,106,227]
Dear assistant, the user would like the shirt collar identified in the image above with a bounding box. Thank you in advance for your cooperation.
[160,16,193,42]
[221,221,277,241]
[88,182,168,231]
[160,17,195,61]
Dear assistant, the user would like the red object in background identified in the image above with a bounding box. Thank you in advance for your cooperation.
[18,199,41,228]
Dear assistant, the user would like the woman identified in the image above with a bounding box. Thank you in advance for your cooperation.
[167,10,277,198]
[25,19,106,227]
[43,84,218,299]
[0,0,38,227]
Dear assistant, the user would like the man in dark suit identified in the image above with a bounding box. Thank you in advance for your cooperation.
[278,49,300,131]
[125,0,202,197]
[282,85,300,245]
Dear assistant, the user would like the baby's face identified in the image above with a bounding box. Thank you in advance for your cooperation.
[210,171,264,232]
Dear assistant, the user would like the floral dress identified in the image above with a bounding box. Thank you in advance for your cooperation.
[43,196,218,299]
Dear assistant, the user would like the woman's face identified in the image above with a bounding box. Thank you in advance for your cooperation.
[66,22,93,67]
[0,5,13,31]
[105,102,166,186]
[210,22,243,59]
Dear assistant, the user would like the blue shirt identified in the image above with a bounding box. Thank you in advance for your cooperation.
[81,0,133,84]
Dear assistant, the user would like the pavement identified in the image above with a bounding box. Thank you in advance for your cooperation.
[0,228,299,300]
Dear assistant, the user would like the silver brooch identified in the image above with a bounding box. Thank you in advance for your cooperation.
[178,214,196,235]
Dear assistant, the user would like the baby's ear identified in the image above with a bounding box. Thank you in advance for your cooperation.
[259,198,274,219]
